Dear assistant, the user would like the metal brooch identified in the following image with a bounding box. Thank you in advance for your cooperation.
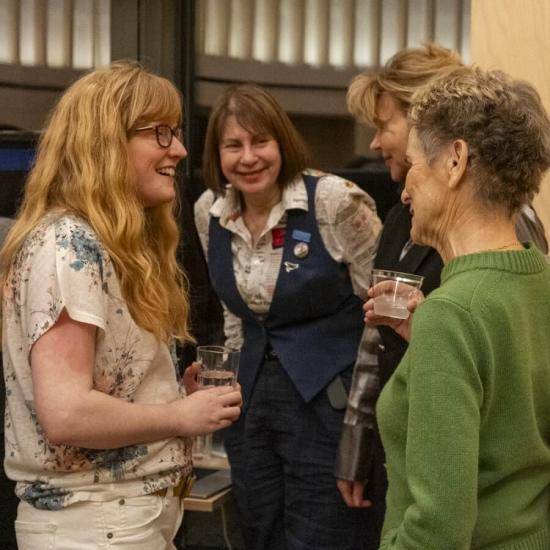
[293,242,309,259]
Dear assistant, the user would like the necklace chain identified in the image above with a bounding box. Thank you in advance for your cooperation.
[490,241,522,251]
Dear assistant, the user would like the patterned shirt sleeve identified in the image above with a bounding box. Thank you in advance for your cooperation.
[335,325,382,481]
[194,191,244,348]
[193,190,213,257]
[23,216,107,349]
[316,174,382,300]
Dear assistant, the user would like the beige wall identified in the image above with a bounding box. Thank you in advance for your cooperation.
[471,0,550,242]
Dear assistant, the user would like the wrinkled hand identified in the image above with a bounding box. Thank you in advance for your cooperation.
[337,479,372,509]
[363,281,424,342]
[174,384,242,437]
[182,362,201,395]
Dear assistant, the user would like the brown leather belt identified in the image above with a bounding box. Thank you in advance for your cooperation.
[153,474,196,499]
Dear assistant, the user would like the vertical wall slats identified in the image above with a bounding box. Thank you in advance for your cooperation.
[94,0,110,67]
[1,0,468,72]
[434,0,461,51]
[278,0,304,64]
[229,0,254,59]
[379,0,407,65]
[353,0,380,68]
[252,0,278,62]
[197,0,469,69]
[0,0,20,64]
[20,0,47,66]
[204,0,230,56]
[407,0,434,48]
[46,0,72,67]
[303,0,330,66]
[329,0,354,67]
[72,0,93,68]
[195,0,206,54]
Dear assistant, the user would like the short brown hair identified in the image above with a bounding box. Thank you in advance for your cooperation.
[202,83,309,194]
[347,43,463,124]
[410,66,550,214]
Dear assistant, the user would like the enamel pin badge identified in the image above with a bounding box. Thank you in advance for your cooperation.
[291,229,311,259]
[293,241,309,258]
[284,261,299,273]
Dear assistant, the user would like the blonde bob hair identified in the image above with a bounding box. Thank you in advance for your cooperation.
[202,83,309,194]
[347,42,463,125]
[0,61,192,343]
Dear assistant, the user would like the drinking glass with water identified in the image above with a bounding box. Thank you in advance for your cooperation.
[371,269,424,319]
[192,346,240,460]
[196,345,240,388]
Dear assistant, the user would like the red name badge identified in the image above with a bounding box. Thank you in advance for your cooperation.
[271,228,286,248]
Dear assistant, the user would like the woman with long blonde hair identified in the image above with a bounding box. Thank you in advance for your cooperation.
[1,61,241,549]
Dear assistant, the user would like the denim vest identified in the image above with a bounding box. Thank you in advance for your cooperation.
[207,175,363,408]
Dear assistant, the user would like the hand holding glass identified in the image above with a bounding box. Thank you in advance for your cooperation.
[371,270,424,319]
[193,346,240,459]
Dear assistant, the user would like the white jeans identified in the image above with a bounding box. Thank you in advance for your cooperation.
[15,494,184,549]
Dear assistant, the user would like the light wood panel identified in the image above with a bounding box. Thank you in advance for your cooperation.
[471,0,550,242]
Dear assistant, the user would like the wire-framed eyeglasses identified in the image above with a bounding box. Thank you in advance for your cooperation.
[134,124,183,148]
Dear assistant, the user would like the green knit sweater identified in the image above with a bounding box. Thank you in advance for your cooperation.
[377,245,550,549]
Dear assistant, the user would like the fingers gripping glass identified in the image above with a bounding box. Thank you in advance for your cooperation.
[371,269,424,319]
[134,124,183,148]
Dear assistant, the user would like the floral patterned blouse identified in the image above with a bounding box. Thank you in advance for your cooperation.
[2,212,192,510]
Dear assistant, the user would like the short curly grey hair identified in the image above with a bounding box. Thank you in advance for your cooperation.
[409,66,550,214]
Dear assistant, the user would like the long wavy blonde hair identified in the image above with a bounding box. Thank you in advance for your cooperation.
[0,61,192,343]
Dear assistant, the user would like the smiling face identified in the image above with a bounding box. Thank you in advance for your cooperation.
[219,115,282,202]
[401,129,451,246]
[370,93,410,183]
[127,122,187,208]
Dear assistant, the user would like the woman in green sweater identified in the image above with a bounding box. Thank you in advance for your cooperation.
[367,67,550,549]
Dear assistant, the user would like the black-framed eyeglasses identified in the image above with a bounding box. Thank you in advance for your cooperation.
[134,124,183,148]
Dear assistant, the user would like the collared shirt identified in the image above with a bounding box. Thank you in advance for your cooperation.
[336,233,413,482]
[194,170,382,348]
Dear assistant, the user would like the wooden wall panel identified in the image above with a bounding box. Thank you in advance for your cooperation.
[471,0,550,242]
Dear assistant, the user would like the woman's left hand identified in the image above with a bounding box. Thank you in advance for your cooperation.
[182,362,201,395]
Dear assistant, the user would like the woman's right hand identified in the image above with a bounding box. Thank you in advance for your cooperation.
[336,479,372,509]
[363,282,424,342]
[174,384,242,437]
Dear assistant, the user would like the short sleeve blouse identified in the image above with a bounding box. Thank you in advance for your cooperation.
[2,213,191,510]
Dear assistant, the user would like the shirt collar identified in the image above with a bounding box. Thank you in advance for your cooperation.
[208,172,309,227]
[209,185,241,225]
[280,173,309,212]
